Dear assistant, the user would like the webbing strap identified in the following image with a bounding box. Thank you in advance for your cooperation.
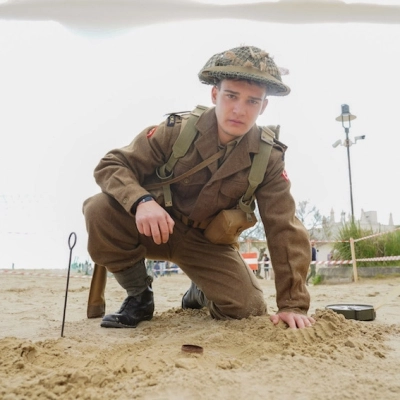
[156,105,208,207]
[239,126,275,214]
[158,105,208,178]
[145,149,225,191]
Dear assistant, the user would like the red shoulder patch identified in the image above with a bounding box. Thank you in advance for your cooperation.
[146,127,157,138]
[281,170,289,182]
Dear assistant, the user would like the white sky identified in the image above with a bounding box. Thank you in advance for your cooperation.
[1,0,400,268]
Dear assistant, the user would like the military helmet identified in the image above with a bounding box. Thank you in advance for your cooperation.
[198,45,290,96]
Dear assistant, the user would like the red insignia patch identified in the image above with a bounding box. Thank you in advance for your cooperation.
[281,170,289,182]
[146,127,157,138]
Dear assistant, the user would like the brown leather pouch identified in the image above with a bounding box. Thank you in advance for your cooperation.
[204,209,257,245]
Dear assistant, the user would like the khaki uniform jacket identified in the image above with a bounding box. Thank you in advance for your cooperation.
[94,107,311,314]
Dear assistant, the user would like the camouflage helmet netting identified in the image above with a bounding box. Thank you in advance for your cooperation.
[198,46,290,96]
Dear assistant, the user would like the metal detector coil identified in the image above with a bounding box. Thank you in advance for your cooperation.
[326,304,376,321]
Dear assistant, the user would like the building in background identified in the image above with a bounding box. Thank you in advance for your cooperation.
[313,209,396,262]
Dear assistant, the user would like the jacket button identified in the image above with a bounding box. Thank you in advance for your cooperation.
[122,198,128,204]
[183,178,189,184]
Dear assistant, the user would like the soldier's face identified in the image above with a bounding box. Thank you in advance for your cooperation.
[211,79,268,145]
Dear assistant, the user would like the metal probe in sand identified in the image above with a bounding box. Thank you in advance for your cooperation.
[61,232,77,337]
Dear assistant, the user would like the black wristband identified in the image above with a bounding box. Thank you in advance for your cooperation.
[139,196,154,204]
[131,195,154,214]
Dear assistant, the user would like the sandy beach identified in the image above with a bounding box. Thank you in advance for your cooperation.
[1,269,400,400]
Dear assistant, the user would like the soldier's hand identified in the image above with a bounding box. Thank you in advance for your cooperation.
[135,200,175,244]
[270,311,315,329]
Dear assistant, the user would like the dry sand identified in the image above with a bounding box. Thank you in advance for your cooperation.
[1,269,400,400]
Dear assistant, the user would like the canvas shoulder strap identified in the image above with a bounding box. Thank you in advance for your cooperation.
[156,105,208,207]
[238,125,278,215]
[158,105,208,179]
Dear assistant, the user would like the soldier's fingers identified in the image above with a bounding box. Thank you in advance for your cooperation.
[159,223,170,244]
[166,215,175,234]
[136,220,148,236]
[150,226,162,245]
[150,217,172,244]
[294,315,314,328]
[286,315,298,329]
[293,316,305,329]
[306,316,316,325]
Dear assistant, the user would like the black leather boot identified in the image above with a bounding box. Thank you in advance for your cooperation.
[100,287,154,328]
[181,281,208,309]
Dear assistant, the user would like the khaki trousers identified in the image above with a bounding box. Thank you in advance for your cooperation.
[83,193,266,320]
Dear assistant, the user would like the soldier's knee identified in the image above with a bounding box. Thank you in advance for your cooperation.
[209,291,266,320]
[83,193,111,223]
[238,292,267,318]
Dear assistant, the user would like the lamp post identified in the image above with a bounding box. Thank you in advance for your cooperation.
[333,104,365,223]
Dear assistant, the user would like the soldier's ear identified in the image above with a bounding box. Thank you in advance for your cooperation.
[211,86,218,105]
